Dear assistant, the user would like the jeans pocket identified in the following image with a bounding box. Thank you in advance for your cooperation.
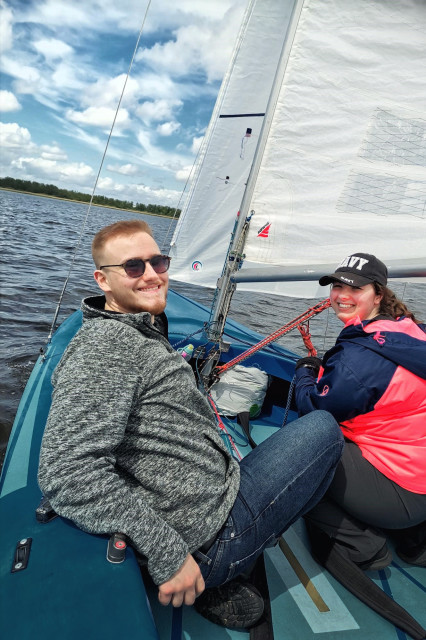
[193,549,212,566]
[195,538,223,585]
[224,532,277,583]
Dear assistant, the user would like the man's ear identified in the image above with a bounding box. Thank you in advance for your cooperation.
[94,269,110,293]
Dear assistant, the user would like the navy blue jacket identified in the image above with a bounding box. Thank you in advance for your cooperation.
[294,316,426,491]
[295,316,426,422]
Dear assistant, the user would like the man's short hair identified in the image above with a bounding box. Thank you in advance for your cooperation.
[92,219,153,267]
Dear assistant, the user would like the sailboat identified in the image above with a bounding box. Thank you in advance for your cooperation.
[1,0,425,639]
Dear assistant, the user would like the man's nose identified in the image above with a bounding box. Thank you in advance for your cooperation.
[142,261,158,278]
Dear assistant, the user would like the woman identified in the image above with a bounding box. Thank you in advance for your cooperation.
[295,252,426,570]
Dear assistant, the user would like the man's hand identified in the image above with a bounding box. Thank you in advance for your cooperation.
[158,554,205,607]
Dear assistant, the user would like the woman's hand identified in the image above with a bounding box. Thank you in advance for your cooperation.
[295,356,322,376]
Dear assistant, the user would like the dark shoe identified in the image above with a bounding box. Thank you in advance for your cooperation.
[194,579,264,629]
[355,543,392,571]
[396,541,426,567]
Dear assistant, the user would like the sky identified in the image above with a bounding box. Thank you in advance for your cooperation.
[0,0,247,207]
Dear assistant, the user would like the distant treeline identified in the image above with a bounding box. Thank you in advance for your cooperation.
[0,176,180,218]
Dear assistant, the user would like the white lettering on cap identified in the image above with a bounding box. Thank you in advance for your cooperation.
[337,255,369,271]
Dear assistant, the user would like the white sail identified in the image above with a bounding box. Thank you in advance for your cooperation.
[170,0,426,297]
[169,0,297,286]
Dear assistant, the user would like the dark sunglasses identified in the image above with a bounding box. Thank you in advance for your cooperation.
[100,254,171,278]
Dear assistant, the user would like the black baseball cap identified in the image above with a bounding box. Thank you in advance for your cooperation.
[319,253,388,288]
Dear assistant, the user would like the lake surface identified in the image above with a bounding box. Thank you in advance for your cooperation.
[1,189,425,462]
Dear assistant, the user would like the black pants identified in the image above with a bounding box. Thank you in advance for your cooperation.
[305,439,426,563]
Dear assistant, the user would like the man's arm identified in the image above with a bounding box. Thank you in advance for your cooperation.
[158,554,205,606]
[38,322,190,586]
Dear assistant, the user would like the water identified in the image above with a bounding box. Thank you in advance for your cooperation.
[1,190,426,463]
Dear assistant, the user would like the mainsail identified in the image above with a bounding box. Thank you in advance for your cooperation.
[169,0,426,298]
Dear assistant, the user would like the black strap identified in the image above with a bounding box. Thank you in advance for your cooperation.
[248,554,274,640]
[309,525,426,640]
[237,411,258,449]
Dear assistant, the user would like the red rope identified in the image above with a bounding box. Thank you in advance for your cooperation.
[215,298,330,376]
[208,395,242,460]
[297,322,317,356]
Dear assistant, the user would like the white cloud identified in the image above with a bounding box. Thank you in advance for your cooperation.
[175,165,193,182]
[136,98,183,125]
[0,89,21,112]
[131,72,179,103]
[107,163,140,176]
[51,62,85,92]
[2,56,85,113]
[137,3,246,82]
[52,114,106,151]
[137,128,159,159]
[33,38,74,61]
[12,156,94,182]
[0,1,13,53]
[40,144,68,161]
[191,135,203,155]
[82,74,139,110]
[132,182,181,205]
[66,106,129,128]
[95,175,181,207]
[0,121,32,148]
[97,176,114,189]
[0,120,94,186]
[18,0,113,31]
[1,57,41,87]
[16,0,244,39]
[156,121,180,137]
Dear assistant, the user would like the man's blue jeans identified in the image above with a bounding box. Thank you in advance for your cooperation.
[195,410,344,587]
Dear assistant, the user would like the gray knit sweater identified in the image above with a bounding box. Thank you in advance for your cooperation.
[38,296,240,585]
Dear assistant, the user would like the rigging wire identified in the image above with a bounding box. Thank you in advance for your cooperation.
[44,1,152,346]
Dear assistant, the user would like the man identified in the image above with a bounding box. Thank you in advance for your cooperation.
[38,219,343,629]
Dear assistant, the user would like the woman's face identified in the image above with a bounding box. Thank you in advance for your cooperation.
[330,282,383,324]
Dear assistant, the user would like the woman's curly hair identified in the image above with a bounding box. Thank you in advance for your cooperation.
[374,283,420,323]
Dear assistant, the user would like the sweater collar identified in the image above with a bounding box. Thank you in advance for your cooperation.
[81,295,167,337]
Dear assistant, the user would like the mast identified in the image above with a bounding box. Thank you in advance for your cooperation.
[207,0,306,342]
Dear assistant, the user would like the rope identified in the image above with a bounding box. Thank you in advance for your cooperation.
[281,375,296,428]
[297,321,317,356]
[207,395,242,461]
[45,2,152,346]
[214,298,331,376]
[170,325,206,349]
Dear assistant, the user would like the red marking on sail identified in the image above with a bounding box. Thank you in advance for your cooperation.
[257,223,271,238]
